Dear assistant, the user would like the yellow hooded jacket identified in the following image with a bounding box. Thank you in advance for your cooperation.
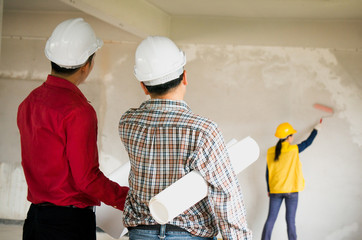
[267,142,305,193]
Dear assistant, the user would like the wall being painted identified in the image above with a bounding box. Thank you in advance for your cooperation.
[182,44,362,240]
[1,10,361,240]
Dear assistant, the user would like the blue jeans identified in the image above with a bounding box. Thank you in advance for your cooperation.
[261,192,299,240]
[128,225,216,240]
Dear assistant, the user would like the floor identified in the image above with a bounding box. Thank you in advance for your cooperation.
[0,223,129,240]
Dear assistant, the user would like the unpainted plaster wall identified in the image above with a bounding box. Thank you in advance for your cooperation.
[1,11,361,240]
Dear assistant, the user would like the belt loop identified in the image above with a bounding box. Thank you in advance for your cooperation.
[158,224,166,240]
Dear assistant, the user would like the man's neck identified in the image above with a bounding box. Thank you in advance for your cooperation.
[150,93,183,101]
[150,91,184,101]
[51,71,82,86]
[150,83,186,100]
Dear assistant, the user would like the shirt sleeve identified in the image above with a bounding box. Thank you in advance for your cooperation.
[65,105,129,210]
[297,129,318,153]
[192,126,252,239]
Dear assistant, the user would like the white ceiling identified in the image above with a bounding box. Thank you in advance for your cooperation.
[4,0,362,19]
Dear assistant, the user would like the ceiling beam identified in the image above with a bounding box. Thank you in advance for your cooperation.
[60,0,170,38]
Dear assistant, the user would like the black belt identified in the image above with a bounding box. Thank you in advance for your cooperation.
[33,203,94,210]
[128,224,188,233]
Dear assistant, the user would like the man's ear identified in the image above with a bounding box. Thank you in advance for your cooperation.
[182,70,188,86]
[80,61,90,74]
[140,82,150,95]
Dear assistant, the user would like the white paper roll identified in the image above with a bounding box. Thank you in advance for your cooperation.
[96,161,130,239]
[228,136,260,174]
[96,136,260,237]
[149,136,259,224]
[149,171,208,224]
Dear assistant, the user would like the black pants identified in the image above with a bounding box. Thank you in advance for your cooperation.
[23,204,96,240]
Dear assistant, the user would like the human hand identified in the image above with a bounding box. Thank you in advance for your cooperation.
[314,122,322,131]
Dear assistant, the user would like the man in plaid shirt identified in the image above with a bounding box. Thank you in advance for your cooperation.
[119,36,252,240]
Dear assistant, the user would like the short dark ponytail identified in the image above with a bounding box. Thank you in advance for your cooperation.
[274,135,292,161]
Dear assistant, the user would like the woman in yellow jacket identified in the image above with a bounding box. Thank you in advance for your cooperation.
[261,122,321,240]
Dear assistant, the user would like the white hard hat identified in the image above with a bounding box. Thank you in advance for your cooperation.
[134,36,186,86]
[45,18,103,69]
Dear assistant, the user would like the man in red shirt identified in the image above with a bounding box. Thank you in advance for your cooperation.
[17,18,129,240]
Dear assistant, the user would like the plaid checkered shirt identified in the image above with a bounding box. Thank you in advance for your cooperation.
[119,99,252,239]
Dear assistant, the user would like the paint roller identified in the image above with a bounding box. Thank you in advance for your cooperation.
[313,103,334,123]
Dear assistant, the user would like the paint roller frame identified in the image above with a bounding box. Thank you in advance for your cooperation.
[313,103,334,123]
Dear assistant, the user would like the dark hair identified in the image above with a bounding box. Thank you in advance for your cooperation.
[274,135,292,161]
[145,73,184,96]
[51,53,95,75]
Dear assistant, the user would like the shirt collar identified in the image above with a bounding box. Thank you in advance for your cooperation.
[140,99,191,112]
[45,75,87,101]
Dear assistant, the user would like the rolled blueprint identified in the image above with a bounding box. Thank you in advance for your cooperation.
[96,161,130,239]
[96,136,259,238]
[149,136,259,224]
[149,171,208,224]
[228,136,260,174]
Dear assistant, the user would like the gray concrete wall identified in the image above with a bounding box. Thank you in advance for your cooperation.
[1,10,361,240]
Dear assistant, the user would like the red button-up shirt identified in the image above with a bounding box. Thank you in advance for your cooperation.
[17,75,128,210]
